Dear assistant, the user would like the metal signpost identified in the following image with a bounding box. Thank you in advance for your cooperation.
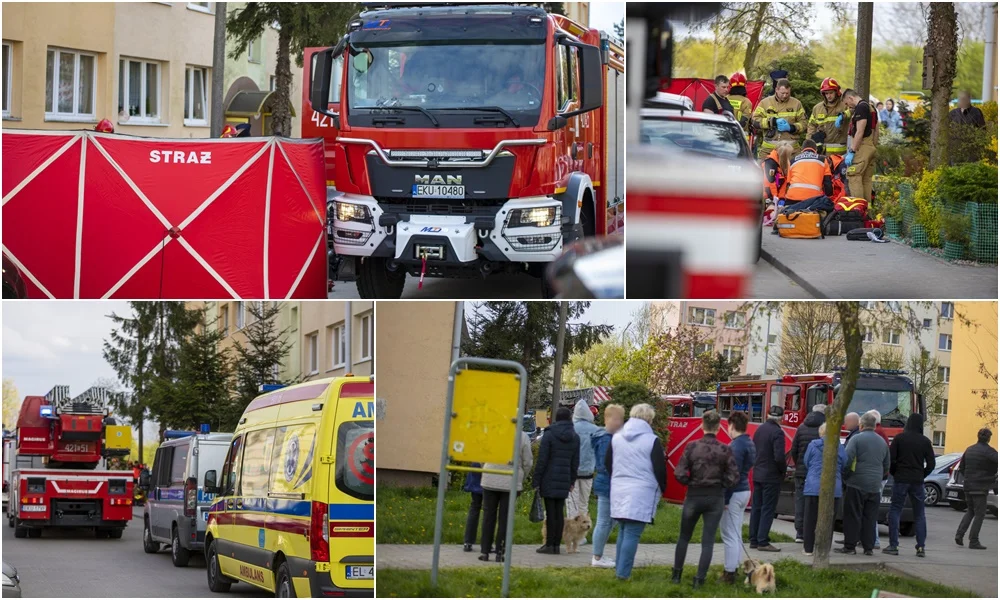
[431,357,528,598]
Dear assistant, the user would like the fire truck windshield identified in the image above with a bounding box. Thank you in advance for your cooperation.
[347,42,545,124]
[846,389,912,428]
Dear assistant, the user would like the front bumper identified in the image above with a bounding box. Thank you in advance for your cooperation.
[328,192,565,269]
[287,557,374,598]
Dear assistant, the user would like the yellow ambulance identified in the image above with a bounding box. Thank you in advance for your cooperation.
[202,376,374,597]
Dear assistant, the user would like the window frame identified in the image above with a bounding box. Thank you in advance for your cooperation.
[359,313,372,361]
[45,47,98,121]
[248,38,262,64]
[187,2,213,13]
[688,307,716,326]
[184,65,209,126]
[693,342,712,357]
[941,302,954,319]
[938,333,952,352]
[328,324,346,370]
[118,57,161,124]
[938,365,950,383]
[882,329,901,346]
[723,311,745,330]
[932,431,946,447]
[307,332,319,375]
[169,443,190,484]
[235,301,245,330]
[219,305,229,336]
[2,42,11,118]
[862,328,874,343]
[722,345,742,362]
[940,398,948,416]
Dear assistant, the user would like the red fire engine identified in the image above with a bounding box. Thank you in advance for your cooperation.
[6,385,134,539]
[305,4,625,298]
[662,391,717,418]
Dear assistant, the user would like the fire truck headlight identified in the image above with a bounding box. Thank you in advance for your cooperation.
[335,201,373,224]
[509,207,558,228]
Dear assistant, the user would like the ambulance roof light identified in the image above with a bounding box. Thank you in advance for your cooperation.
[260,384,285,392]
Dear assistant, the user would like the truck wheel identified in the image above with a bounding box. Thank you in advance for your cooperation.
[7,514,13,528]
[899,522,915,537]
[108,528,124,539]
[356,258,405,299]
[95,528,108,538]
[143,519,161,553]
[276,561,297,598]
[206,539,233,593]
[13,525,26,538]
[27,528,41,538]
[580,201,596,238]
[172,526,191,567]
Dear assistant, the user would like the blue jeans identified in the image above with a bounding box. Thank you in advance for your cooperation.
[614,519,646,579]
[888,481,926,549]
[592,494,617,558]
[749,482,781,546]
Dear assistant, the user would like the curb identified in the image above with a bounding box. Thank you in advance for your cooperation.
[760,248,827,299]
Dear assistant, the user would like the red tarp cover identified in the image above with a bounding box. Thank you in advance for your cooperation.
[2,131,327,299]
[662,78,766,112]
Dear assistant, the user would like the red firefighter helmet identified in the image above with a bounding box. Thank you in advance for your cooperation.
[730,73,747,87]
[95,119,115,133]
[820,78,841,94]
[220,124,238,138]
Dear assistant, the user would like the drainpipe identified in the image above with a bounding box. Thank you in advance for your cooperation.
[344,302,353,375]
[984,4,998,102]
[451,302,465,363]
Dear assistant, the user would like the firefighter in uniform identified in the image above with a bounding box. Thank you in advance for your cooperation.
[727,73,752,141]
[843,88,877,202]
[752,78,807,160]
[780,139,834,207]
[807,78,851,156]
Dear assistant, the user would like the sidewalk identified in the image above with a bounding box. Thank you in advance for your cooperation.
[760,228,998,299]
[378,541,992,597]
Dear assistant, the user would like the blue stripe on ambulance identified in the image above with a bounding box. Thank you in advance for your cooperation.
[329,504,374,520]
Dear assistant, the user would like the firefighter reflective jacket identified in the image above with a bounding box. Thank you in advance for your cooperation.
[728,93,751,133]
[780,149,833,202]
[807,98,851,155]
[753,94,807,151]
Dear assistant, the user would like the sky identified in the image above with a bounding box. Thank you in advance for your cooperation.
[464,300,645,336]
[590,1,624,37]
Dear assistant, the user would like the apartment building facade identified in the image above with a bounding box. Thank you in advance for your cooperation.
[299,301,374,381]
[655,301,754,373]
[944,302,998,453]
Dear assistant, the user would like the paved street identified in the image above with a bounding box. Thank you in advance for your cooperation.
[751,258,816,299]
[328,273,547,299]
[761,229,999,299]
[2,507,268,598]
[378,504,997,597]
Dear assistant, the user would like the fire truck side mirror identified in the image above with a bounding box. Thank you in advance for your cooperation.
[203,469,219,495]
[310,47,340,125]
[138,470,150,490]
[554,39,603,122]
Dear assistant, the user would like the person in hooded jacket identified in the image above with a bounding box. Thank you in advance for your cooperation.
[568,399,603,522]
[534,407,580,555]
[884,413,935,557]
[606,403,667,580]
[802,421,847,556]
[480,432,533,562]
[462,466,484,552]
[591,403,625,568]
[790,404,828,542]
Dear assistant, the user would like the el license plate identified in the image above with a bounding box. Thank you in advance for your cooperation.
[948,491,959,499]
[412,184,464,199]
[346,566,374,580]
[21,505,45,513]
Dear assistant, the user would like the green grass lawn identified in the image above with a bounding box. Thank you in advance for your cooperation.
[378,485,792,545]
[376,560,973,598]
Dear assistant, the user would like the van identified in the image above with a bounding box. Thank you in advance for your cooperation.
[141,431,233,566]
[202,377,374,597]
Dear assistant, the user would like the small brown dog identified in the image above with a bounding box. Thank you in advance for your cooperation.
[541,513,592,553]
[743,558,776,594]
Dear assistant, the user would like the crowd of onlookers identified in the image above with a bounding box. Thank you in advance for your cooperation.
[460,399,998,587]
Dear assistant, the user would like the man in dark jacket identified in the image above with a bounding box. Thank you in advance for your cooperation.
[884,413,935,557]
[534,407,580,554]
[790,404,826,542]
[749,406,787,552]
[955,428,999,550]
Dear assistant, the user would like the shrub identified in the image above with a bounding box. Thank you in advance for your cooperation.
[937,163,999,205]
[941,211,971,246]
[605,382,670,445]
[913,168,944,247]
[872,175,908,220]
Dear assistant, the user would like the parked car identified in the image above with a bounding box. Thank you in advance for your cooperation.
[945,461,999,515]
[924,452,963,507]
[2,561,21,598]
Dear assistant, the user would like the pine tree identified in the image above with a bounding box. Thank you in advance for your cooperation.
[230,302,296,430]
[170,308,233,432]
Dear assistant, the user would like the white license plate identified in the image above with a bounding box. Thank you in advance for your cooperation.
[412,184,464,199]
[948,491,959,499]
[21,504,45,513]
[881,497,891,504]
[345,566,374,580]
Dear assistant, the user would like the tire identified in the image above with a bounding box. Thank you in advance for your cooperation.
[275,561,297,598]
[355,257,405,299]
[108,528,124,539]
[206,538,233,593]
[13,525,26,538]
[143,519,161,553]
[95,528,108,538]
[8,514,13,528]
[899,521,915,537]
[580,201,596,238]
[172,526,191,567]
[950,500,968,512]
[924,483,940,507]
[753,221,763,263]
[27,528,41,538]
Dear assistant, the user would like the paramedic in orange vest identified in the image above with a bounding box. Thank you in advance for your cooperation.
[779,139,833,207]
[843,88,877,202]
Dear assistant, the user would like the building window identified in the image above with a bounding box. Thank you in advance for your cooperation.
[922,318,932,329]
[724,311,745,329]
[722,345,742,362]
[235,302,245,330]
[219,305,229,336]
[307,332,318,375]
[118,58,160,123]
[184,66,208,125]
[269,75,276,91]
[329,324,346,369]
[939,398,948,416]
[938,366,950,383]
[187,2,212,13]
[941,302,954,319]
[858,301,874,309]
[45,48,96,120]
[359,313,372,360]
[938,333,952,351]
[767,333,777,345]
[862,328,874,343]
[2,42,11,117]
[248,38,262,64]
[932,431,946,447]
[882,329,901,346]
[885,301,902,313]
[693,342,712,356]
[688,307,715,326]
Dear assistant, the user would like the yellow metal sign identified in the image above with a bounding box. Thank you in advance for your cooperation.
[448,369,520,464]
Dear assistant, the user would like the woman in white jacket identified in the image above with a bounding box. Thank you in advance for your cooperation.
[479,430,533,562]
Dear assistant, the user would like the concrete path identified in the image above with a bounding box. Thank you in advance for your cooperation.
[760,228,998,299]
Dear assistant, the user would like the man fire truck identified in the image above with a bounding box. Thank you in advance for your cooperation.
[663,368,921,535]
[305,4,625,298]
[6,385,134,539]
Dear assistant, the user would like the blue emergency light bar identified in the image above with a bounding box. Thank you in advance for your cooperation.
[260,384,286,392]
[200,424,211,434]
[834,367,908,375]
[39,405,54,418]
[164,430,196,440]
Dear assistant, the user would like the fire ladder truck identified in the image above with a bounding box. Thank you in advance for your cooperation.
[6,385,134,539]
